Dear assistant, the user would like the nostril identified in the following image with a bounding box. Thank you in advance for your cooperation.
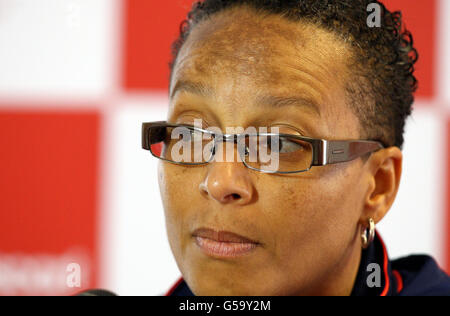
[231,193,241,200]
[221,193,242,203]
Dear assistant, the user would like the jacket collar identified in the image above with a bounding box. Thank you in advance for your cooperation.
[351,231,402,296]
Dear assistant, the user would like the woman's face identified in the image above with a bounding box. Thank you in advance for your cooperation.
[159,7,373,295]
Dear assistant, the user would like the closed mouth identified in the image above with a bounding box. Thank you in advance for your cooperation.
[192,228,259,258]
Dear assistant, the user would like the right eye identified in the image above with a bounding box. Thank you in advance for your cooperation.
[179,129,194,142]
[179,128,206,145]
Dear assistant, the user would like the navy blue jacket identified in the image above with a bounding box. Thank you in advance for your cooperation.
[166,233,450,296]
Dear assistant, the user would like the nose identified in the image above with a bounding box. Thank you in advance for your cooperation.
[199,161,255,205]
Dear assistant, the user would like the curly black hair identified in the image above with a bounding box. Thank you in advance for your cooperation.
[169,0,418,149]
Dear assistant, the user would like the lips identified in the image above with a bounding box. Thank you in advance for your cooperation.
[192,228,258,243]
[192,228,259,258]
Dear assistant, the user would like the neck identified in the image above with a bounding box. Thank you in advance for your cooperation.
[304,230,362,296]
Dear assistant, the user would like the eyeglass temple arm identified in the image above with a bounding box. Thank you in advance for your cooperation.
[313,140,384,166]
[142,122,168,150]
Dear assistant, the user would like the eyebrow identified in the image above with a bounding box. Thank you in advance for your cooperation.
[170,80,214,99]
[170,80,321,117]
[256,94,321,117]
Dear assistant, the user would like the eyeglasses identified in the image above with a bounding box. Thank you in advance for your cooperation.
[141,121,385,174]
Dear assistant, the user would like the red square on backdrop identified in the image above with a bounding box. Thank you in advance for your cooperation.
[122,0,195,92]
[122,0,437,99]
[384,0,437,99]
[0,110,100,295]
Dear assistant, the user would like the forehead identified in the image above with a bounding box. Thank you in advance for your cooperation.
[172,6,351,89]
[169,6,359,138]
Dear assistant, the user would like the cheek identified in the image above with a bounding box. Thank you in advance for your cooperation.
[258,165,364,273]
[159,163,201,210]
[158,163,204,256]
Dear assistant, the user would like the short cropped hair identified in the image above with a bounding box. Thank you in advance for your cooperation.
[169,0,418,148]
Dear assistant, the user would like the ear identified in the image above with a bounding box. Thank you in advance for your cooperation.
[360,146,403,225]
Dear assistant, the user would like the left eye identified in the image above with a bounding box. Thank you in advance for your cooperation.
[265,136,304,153]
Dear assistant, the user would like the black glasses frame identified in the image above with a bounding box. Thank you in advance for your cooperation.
[142,121,385,174]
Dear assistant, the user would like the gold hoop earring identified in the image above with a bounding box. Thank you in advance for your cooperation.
[361,218,375,249]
